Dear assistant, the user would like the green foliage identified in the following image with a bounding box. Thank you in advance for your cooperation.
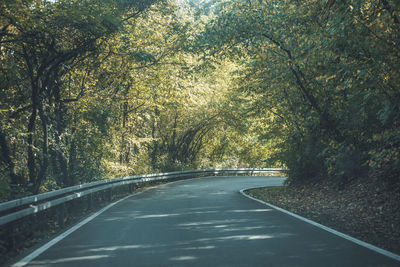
[198,0,400,186]
[0,0,163,198]
[1,0,253,201]
[3,0,398,201]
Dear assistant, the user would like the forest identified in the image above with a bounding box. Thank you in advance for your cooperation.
[1,0,399,201]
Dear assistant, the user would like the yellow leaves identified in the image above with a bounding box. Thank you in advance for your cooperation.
[315,74,336,83]
[356,69,366,78]
[325,74,336,82]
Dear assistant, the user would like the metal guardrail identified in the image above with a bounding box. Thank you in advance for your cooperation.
[0,168,286,226]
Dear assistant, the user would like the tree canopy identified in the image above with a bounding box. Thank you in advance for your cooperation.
[198,0,399,185]
[1,0,399,201]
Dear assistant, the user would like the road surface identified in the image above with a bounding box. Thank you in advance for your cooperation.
[15,176,399,266]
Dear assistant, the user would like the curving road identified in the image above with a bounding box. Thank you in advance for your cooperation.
[15,176,399,267]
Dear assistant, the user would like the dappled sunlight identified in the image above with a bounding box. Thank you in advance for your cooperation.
[177,219,250,227]
[217,226,266,232]
[186,210,218,215]
[87,244,153,252]
[22,177,326,266]
[31,255,111,265]
[208,191,229,195]
[102,208,224,222]
[169,256,198,261]
[134,213,180,219]
[228,209,273,213]
[174,217,276,235]
[33,230,295,265]
[195,234,275,242]
[102,217,129,222]
[229,234,276,241]
[181,245,216,250]
[311,248,326,252]
[180,206,224,211]
[75,243,171,256]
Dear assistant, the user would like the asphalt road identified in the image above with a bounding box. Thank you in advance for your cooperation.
[17,176,399,267]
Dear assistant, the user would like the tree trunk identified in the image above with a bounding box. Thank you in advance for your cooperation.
[54,84,71,186]
[27,102,37,188]
[0,127,24,186]
[35,104,49,193]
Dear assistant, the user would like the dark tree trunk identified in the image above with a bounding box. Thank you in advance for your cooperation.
[27,101,37,187]
[0,127,25,186]
[35,104,49,193]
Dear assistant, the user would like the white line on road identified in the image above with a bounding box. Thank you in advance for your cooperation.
[239,188,400,262]
[9,178,207,267]
[12,195,133,267]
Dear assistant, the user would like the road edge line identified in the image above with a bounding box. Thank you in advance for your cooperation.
[239,188,400,262]
[9,176,258,267]
[11,194,133,267]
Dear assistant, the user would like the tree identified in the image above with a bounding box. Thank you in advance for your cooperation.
[197,0,400,185]
[0,0,160,195]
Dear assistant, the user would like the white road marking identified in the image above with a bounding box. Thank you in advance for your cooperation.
[12,195,133,267]
[240,188,400,262]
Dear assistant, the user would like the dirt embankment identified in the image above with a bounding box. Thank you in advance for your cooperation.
[247,177,400,255]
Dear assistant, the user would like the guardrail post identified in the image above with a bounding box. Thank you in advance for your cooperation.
[128,183,133,194]
[87,194,93,211]
[58,203,66,228]
[108,187,113,202]
[4,223,16,252]
[30,213,38,239]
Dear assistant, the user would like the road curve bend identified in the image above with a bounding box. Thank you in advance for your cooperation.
[13,176,399,267]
